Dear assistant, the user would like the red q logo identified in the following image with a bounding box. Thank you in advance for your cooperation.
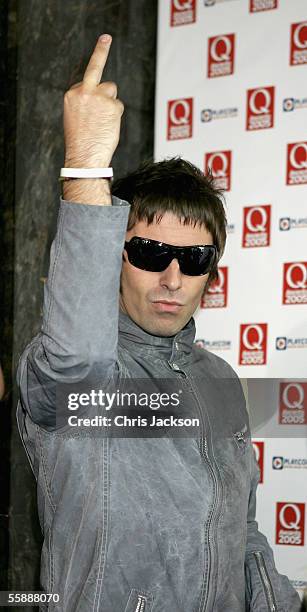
[287,142,307,185]
[289,143,307,169]
[276,502,305,546]
[242,205,271,248]
[283,262,307,305]
[239,323,267,366]
[249,89,271,114]
[201,267,228,309]
[170,0,196,27]
[167,98,193,140]
[246,87,275,130]
[242,325,264,351]
[252,441,264,483]
[208,268,225,294]
[280,504,301,530]
[169,100,190,125]
[286,263,307,289]
[279,382,307,425]
[211,37,232,62]
[205,151,232,191]
[246,207,267,232]
[290,22,307,65]
[282,383,304,410]
[207,152,228,176]
[208,34,235,78]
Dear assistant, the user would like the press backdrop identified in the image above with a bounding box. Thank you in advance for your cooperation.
[155,0,307,601]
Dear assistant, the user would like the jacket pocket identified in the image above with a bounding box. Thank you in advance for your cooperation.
[245,551,281,612]
[253,551,278,611]
[124,588,154,612]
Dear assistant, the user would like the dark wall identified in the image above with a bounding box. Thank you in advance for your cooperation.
[0,0,16,595]
[5,0,157,599]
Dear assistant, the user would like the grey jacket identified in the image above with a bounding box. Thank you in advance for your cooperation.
[16,196,302,612]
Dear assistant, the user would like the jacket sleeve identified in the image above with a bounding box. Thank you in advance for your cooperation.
[244,445,302,611]
[16,196,130,430]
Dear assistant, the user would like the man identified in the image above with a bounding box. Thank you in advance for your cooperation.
[17,35,301,611]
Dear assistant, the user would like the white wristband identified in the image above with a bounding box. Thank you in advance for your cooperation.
[60,167,113,179]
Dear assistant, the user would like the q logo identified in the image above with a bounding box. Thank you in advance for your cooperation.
[208,34,235,78]
[289,142,307,170]
[205,150,232,191]
[286,142,307,185]
[246,86,275,130]
[290,21,307,65]
[167,98,193,140]
[245,206,267,232]
[249,88,272,114]
[239,323,268,365]
[170,0,196,26]
[285,262,307,289]
[252,441,264,483]
[242,205,271,248]
[282,383,305,411]
[242,325,264,351]
[283,261,307,304]
[276,502,305,546]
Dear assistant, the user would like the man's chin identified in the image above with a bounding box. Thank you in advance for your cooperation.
[143,312,188,338]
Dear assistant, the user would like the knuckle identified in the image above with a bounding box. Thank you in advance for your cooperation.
[102,81,117,95]
[116,99,125,114]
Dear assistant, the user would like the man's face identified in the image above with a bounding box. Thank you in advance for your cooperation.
[119,212,213,337]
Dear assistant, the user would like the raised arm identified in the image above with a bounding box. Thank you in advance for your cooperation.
[17,36,129,429]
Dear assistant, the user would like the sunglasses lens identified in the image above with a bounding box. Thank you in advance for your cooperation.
[126,239,171,272]
[180,246,216,276]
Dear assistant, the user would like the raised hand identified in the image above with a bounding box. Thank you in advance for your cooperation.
[63,34,124,169]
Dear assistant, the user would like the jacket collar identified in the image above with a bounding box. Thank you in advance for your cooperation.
[118,308,196,363]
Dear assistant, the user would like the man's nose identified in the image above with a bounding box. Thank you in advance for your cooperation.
[159,258,182,291]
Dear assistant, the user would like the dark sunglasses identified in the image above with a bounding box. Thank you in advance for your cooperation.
[124,237,217,276]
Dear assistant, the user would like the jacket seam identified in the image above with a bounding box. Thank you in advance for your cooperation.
[93,437,109,611]
[37,426,57,512]
[45,204,66,335]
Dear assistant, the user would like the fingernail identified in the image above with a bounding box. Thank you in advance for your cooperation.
[99,34,111,43]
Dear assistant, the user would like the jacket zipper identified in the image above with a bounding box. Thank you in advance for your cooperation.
[167,362,222,612]
[254,551,278,611]
[134,594,147,612]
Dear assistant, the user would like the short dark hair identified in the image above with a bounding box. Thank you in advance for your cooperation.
[112,157,227,284]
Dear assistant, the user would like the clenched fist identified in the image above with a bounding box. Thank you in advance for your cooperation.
[63,34,124,169]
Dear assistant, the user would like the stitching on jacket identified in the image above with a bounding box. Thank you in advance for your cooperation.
[93,437,110,611]
[37,427,57,512]
[191,381,223,612]
[45,204,66,334]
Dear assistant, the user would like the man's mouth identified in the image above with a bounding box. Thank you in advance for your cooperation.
[151,300,183,313]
